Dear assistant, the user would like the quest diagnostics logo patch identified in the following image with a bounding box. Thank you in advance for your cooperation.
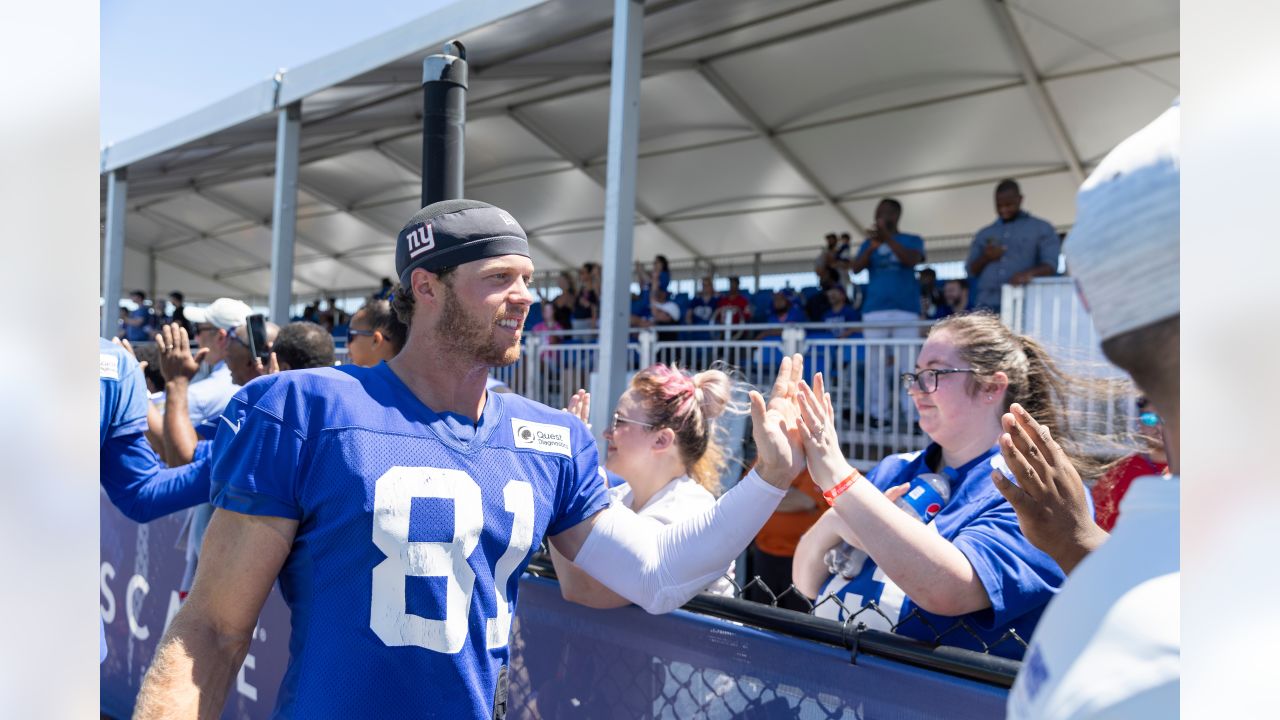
[511,418,572,457]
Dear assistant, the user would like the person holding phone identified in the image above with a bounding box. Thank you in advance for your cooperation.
[849,198,926,428]
[965,179,1061,313]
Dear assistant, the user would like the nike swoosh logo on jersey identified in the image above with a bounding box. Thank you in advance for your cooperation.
[221,416,241,434]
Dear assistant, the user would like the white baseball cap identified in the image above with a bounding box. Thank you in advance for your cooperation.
[185,298,253,331]
[1064,100,1179,341]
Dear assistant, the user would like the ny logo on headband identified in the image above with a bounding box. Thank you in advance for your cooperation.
[406,223,436,258]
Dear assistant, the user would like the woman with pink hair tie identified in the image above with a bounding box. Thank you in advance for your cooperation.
[550,363,742,605]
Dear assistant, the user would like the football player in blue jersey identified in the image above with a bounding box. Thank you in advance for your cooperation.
[99,336,213,524]
[134,199,809,720]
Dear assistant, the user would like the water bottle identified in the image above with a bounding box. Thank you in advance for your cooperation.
[823,470,956,579]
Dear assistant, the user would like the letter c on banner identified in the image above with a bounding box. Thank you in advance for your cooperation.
[126,574,150,641]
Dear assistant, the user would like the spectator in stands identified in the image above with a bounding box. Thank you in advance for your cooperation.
[532,303,569,362]
[919,268,947,319]
[793,312,1104,659]
[552,270,577,314]
[940,279,968,318]
[168,292,193,336]
[965,179,1061,313]
[713,276,751,325]
[636,254,671,294]
[821,285,860,336]
[685,275,720,337]
[849,198,926,427]
[1091,397,1168,532]
[995,103,1179,718]
[804,266,840,321]
[756,291,806,340]
[650,286,682,342]
[573,262,600,329]
[345,299,406,368]
[747,467,826,612]
[115,307,130,339]
[376,277,394,301]
[275,321,337,370]
[550,364,740,605]
[124,290,155,342]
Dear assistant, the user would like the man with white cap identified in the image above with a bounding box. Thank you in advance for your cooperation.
[991,102,1180,718]
[170,297,254,439]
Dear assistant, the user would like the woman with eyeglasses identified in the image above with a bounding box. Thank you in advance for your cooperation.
[791,312,1106,659]
[549,363,741,606]
[1090,397,1169,531]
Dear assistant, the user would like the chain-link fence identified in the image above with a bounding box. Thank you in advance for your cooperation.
[507,566,1017,720]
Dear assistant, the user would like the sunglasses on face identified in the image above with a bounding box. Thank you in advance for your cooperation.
[346,329,376,343]
[609,413,656,432]
[1139,411,1161,427]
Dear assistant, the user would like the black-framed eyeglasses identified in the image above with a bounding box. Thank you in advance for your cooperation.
[900,368,977,394]
[346,329,376,343]
[194,324,218,334]
[610,412,657,432]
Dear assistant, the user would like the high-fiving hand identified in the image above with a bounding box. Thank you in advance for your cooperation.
[155,324,208,383]
[990,403,1107,574]
[749,353,807,489]
[564,389,590,429]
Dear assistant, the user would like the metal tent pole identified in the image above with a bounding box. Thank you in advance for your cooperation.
[593,0,645,437]
[269,102,302,325]
[101,168,128,338]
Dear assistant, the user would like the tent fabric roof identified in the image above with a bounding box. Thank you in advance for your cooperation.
[103,0,1179,304]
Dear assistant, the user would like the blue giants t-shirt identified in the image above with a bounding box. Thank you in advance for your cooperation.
[857,233,926,314]
[210,362,611,719]
[814,443,1079,659]
[99,338,148,446]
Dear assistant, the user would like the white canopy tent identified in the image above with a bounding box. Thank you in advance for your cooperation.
[100,0,1178,312]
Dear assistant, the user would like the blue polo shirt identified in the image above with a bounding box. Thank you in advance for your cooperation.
[966,211,1060,311]
[857,233,926,314]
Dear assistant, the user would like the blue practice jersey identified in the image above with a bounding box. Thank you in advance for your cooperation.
[99,338,148,446]
[210,363,611,719]
[816,443,1080,659]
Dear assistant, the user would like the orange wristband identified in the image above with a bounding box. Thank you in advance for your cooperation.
[822,471,859,506]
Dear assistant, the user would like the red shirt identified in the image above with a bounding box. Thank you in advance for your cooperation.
[1091,454,1167,531]
[715,294,751,323]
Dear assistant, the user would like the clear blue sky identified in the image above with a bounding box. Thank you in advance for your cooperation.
[101,0,452,146]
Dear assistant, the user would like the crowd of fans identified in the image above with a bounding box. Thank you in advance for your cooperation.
[102,122,1177,720]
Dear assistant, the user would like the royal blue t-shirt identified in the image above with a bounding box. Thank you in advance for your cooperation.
[857,233,926,314]
[210,363,611,719]
[816,443,1079,659]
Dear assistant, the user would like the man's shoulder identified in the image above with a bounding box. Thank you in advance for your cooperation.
[98,338,136,382]
[497,393,593,456]
[230,366,366,422]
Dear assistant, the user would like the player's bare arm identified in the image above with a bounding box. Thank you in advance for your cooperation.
[133,509,297,720]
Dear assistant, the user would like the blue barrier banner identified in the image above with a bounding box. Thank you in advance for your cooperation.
[99,493,291,720]
[509,577,1007,719]
[102,499,1007,719]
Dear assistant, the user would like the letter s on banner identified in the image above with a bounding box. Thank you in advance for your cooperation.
[100,562,116,624]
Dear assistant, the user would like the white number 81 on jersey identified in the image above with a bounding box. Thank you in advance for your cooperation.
[370,467,535,654]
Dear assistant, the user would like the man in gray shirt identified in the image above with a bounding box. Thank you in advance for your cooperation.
[965,179,1061,313]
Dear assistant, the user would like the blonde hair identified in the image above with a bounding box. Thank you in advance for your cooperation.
[628,363,743,492]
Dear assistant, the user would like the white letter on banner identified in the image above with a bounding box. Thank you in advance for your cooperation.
[125,574,150,641]
[100,562,116,624]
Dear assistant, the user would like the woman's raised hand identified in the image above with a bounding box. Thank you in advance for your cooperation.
[795,373,859,492]
[564,389,590,429]
[748,353,807,489]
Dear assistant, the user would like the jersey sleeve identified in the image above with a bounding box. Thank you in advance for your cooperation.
[905,233,926,262]
[100,432,212,523]
[209,377,308,520]
[107,349,149,439]
[546,419,610,536]
[951,503,1065,632]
